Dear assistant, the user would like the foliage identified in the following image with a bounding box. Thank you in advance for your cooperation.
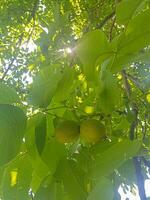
[0,0,150,199]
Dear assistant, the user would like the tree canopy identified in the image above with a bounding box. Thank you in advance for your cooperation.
[0,0,150,199]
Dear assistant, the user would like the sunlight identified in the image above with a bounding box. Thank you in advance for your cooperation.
[65,47,72,54]
[21,40,37,53]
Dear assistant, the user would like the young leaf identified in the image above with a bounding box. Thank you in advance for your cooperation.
[0,104,26,166]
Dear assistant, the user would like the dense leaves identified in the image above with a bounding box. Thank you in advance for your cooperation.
[0,0,150,199]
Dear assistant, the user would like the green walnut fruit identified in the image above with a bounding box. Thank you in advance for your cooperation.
[55,120,80,143]
[80,119,106,144]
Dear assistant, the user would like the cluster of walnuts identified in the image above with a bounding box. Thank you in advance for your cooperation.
[55,119,106,144]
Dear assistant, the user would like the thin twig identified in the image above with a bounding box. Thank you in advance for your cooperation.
[126,73,144,94]
[96,11,115,29]
[121,70,131,98]
[109,16,116,41]
[0,57,16,81]
[121,70,138,140]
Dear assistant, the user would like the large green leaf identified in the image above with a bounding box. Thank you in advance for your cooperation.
[53,67,76,102]
[98,69,121,113]
[56,159,87,200]
[28,66,62,108]
[31,158,50,193]
[41,138,66,177]
[2,155,32,200]
[116,0,146,25]
[0,104,26,166]
[123,9,150,54]
[88,177,113,200]
[25,115,50,192]
[90,139,141,178]
[109,9,150,72]
[34,179,64,200]
[0,83,20,104]
[76,30,108,81]
[118,159,136,185]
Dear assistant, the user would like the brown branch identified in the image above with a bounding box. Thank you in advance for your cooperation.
[126,73,144,94]
[96,11,115,29]
[109,16,116,41]
[133,157,147,200]
[0,57,16,82]
[121,70,138,140]
[121,70,131,98]
[27,0,39,22]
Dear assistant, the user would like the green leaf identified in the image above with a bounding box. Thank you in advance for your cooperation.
[0,83,20,104]
[118,159,136,185]
[31,158,50,193]
[28,66,62,108]
[76,30,108,81]
[35,114,47,155]
[25,115,50,192]
[109,9,150,72]
[90,139,141,178]
[57,159,87,200]
[34,179,64,200]
[41,138,66,177]
[53,67,75,102]
[2,155,32,200]
[123,9,150,54]
[0,104,26,166]
[98,70,121,113]
[88,177,113,200]
[116,0,146,25]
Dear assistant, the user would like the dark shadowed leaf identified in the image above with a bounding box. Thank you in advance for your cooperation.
[35,114,47,155]
[0,104,26,166]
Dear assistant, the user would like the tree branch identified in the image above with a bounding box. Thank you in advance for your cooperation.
[96,11,115,29]
[0,0,39,81]
[125,73,144,94]
[121,70,138,140]
[133,157,147,200]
